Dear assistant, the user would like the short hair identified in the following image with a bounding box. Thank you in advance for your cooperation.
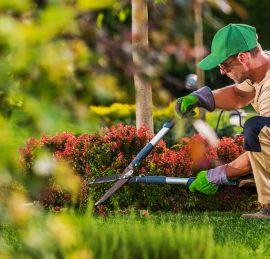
[248,45,260,57]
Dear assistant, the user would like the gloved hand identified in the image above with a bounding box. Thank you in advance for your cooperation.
[189,165,236,195]
[175,95,199,116]
[175,86,215,117]
[189,171,218,195]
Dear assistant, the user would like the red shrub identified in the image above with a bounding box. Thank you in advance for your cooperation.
[146,146,193,177]
[217,135,245,164]
[19,137,42,168]
[19,125,253,212]
[38,184,71,209]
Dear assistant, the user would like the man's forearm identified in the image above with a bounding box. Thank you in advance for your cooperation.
[213,85,254,110]
[226,152,252,178]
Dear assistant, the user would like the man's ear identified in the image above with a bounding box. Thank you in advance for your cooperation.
[237,52,249,65]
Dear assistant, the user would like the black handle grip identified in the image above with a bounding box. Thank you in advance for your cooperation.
[187,177,195,186]
[132,143,154,167]
[163,119,175,129]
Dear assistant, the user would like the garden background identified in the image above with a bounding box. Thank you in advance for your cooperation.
[1,0,270,258]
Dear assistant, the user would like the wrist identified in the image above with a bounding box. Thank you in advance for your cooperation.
[206,165,236,185]
[192,86,215,112]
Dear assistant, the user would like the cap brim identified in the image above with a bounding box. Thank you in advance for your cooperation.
[197,54,227,70]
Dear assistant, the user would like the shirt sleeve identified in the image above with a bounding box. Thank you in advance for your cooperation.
[236,80,255,92]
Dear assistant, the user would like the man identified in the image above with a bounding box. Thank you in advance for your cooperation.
[175,23,270,218]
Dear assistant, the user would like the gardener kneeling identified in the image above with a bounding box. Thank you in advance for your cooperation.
[175,23,270,219]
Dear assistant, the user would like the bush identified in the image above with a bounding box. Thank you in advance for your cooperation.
[19,124,257,212]
[217,135,245,164]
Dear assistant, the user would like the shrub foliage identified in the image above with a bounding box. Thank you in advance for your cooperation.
[20,124,257,212]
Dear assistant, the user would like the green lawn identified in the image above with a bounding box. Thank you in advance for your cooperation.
[139,212,270,251]
[1,210,270,258]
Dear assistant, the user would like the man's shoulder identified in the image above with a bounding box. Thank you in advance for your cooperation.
[236,80,255,92]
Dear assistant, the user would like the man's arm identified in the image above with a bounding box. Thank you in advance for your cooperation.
[226,152,252,178]
[213,85,255,110]
[189,152,252,195]
[174,84,254,117]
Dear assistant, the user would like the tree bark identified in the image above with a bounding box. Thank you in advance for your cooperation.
[194,0,206,120]
[132,0,154,133]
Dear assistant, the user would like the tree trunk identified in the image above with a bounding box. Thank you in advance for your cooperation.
[194,0,206,120]
[132,0,154,133]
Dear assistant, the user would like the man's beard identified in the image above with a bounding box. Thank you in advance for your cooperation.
[230,71,248,84]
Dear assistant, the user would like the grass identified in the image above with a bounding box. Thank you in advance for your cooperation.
[1,209,270,258]
[138,212,270,251]
[105,211,270,252]
[0,224,20,249]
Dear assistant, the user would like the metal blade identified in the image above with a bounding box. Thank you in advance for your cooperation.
[193,119,219,147]
[94,178,129,206]
[94,165,133,206]
[88,174,122,184]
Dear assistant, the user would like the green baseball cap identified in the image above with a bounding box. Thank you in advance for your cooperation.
[198,23,257,70]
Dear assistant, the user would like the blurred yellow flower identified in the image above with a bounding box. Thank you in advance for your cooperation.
[90,102,174,120]
[77,0,116,11]
[48,215,77,247]
[67,249,93,259]
[7,192,34,225]
[53,160,81,202]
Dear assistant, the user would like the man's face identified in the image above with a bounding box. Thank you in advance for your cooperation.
[219,54,249,84]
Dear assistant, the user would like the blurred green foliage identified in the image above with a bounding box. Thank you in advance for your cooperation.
[0,0,126,245]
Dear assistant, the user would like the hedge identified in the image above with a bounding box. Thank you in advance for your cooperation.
[19,124,257,213]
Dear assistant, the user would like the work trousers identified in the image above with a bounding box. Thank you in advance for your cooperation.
[244,116,270,205]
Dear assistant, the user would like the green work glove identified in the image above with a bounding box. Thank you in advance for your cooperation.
[175,95,199,117]
[189,170,218,195]
[174,86,215,118]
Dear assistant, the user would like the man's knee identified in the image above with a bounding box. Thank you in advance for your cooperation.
[244,116,270,152]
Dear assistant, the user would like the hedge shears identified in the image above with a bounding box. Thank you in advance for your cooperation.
[94,116,218,206]
[94,119,177,206]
